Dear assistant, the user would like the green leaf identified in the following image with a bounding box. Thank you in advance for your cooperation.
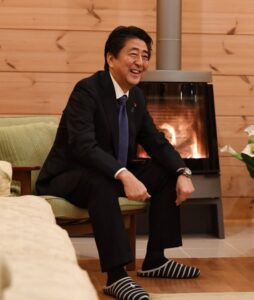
[232,153,243,161]
[241,153,254,178]
[248,139,254,144]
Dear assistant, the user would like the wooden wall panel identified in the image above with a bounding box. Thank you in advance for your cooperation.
[0,72,85,114]
[0,30,107,73]
[2,30,254,75]
[220,159,254,221]
[182,0,254,34]
[0,6,155,31]
[2,0,254,34]
[213,75,254,116]
[216,116,254,151]
[0,1,156,32]
[220,157,254,197]
[0,30,156,73]
[182,34,254,75]
[222,197,254,220]
[0,0,156,10]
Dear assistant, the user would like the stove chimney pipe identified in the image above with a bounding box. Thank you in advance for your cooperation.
[156,0,182,70]
[143,0,211,82]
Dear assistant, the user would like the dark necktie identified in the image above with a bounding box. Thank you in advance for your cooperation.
[117,95,129,166]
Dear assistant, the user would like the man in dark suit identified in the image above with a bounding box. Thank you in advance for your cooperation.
[36,26,200,300]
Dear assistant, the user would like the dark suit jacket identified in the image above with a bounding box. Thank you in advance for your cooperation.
[36,71,185,196]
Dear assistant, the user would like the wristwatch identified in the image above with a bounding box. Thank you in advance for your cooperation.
[176,167,192,178]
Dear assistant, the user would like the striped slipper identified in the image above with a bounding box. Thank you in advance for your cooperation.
[103,276,149,300]
[137,260,200,279]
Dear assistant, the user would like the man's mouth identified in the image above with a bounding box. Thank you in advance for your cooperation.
[130,69,142,75]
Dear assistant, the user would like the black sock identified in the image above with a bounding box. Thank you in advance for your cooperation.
[142,249,168,270]
[107,266,128,286]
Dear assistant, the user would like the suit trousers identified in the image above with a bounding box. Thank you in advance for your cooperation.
[67,159,182,272]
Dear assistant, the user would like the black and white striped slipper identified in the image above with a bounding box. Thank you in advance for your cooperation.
[103,276,149,300]
[137,260,200,279]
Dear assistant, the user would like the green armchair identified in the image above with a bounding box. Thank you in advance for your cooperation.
[0,116,146,270]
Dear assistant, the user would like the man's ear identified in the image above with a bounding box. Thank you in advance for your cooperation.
[106,52,114,69]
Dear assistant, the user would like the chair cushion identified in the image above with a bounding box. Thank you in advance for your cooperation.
[44,196,147,220]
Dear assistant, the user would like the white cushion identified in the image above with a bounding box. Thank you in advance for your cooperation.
[0,196,98,300]
[0,161,12,196]
[0,255,11,298]
[4,256,97,300]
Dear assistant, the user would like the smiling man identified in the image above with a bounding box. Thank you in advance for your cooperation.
[36,26,200,300]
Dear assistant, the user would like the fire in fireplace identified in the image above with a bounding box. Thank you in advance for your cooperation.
[138,79,220,175]
[138,82,209,160]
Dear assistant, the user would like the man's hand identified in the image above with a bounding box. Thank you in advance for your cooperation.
[116,169,151,201]
[175,175,195,206]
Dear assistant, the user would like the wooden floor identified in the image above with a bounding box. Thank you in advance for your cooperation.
[78,257,254,300]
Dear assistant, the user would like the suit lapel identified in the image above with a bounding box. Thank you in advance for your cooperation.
[99,72,119,156]
[126,91,136,149]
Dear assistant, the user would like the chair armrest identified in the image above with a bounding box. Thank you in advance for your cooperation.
[12,166,40,195]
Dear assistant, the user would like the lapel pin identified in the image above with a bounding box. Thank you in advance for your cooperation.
[131,102,137,112]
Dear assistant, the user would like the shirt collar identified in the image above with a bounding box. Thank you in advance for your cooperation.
[109,72,129,99]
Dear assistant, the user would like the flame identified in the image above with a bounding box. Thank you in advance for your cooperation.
[159,123,203,158]
[160,123,176,145]
[138,122,207,159]
[191,132,200,158]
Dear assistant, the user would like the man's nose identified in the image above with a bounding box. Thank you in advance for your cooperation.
[135,55,144,65]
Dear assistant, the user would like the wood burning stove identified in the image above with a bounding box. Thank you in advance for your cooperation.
[136,71,224,238]
[135,0,225,237]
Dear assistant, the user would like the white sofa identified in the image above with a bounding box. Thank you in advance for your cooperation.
[0,195,98,300]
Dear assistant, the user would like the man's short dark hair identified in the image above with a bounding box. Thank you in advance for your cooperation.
[104,26,153,71]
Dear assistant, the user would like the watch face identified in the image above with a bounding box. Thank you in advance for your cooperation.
[185,168,192,176]
[178,168,192,177]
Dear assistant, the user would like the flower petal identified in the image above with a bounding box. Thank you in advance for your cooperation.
[220,145,237,155]
[244,125,254,136]
[241,143,254,157]
[220,145,243,160]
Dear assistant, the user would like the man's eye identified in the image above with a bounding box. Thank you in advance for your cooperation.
[130,53,138,58]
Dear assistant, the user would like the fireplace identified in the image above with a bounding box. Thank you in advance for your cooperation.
[135,0,225,238]
[136,71,224,238]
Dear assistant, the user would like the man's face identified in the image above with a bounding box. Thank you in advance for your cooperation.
[107,38,150,92]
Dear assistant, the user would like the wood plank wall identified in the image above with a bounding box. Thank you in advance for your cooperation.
[0,0,253,221]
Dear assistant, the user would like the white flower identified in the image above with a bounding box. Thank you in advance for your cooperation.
[244,125,254,143]
[220,145,237,155]
[220,145,243,161]
[221,126,254,177]
[241,143,254,157]
[244,125,254,136]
